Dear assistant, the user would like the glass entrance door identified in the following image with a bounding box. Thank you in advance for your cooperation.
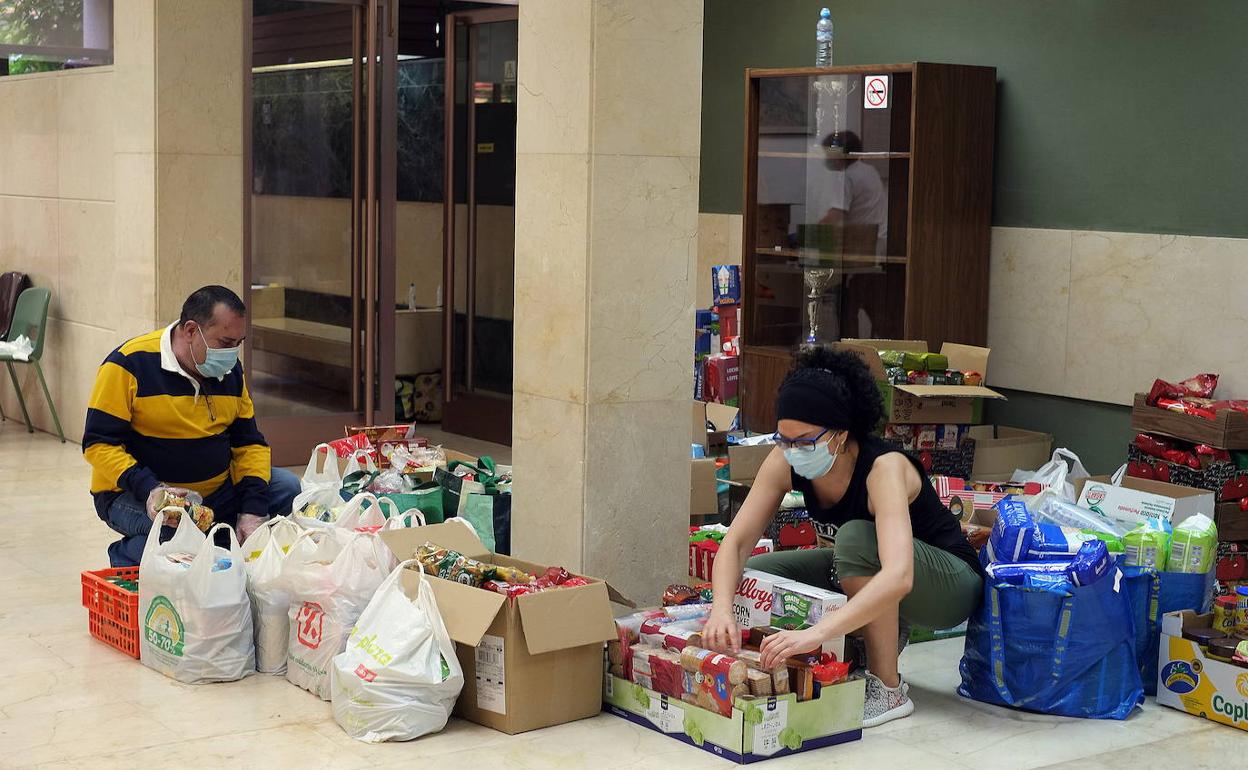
[440,8,517,446]
[245,0,395,464]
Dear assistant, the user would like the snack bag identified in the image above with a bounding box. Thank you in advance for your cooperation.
[1169,514,1218,574]
[139,517,255,683]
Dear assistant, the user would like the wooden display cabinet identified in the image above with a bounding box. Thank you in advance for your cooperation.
[740,62,996,432]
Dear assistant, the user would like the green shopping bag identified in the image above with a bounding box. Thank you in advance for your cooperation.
[378,482,445,524]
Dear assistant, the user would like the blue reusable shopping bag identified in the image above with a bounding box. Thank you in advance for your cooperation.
[958,571,1143,720]
[1119,567,1212,696]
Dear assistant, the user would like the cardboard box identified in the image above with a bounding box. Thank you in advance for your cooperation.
[604,673,864,763]
[838,340,1004,425]
[381,523,630,734]
[694,401,741,455]
[691,458,721,518]
[691,401,773,518]
[967,425,1054,481]
[712,265,742,306]
[1075,475,1216,530]
[1131,393,1248,450]
[1215,501,1248,542]
[705,354,741,407]
[1156,610,1248,732]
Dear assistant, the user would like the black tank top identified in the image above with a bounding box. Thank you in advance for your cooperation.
[791,435,984,577]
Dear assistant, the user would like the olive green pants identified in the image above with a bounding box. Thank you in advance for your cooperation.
[746,519,982,631]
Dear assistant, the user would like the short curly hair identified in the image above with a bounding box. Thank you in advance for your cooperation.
[779,344,884,438]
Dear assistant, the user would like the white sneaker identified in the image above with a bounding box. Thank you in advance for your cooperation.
[862,671,914,728]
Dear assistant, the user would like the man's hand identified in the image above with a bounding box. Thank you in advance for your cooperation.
[759,627,824,669]
[236,513,269,543]
[145,486,190,523]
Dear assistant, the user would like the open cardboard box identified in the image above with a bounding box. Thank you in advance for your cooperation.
[1156,610,1248,732]
[966,425,1053,481]
[692,402,774,517]
[381,523,632,734]
[1074,475,1215,530]
[604,674,864,763]
[838,340,1005,424]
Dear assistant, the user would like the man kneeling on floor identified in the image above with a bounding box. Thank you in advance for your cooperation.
[83,285,299,566]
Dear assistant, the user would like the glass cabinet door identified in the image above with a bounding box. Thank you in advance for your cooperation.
[749,70,910,348]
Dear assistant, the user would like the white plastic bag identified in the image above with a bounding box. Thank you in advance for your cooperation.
[292,444,347,527]
[282,528,389,700]
[241,515,301,562]
[245,517,303,674]
[336,493,386,531]
[139,517,255,684]
[1011,448,1090,503]
[1025,487,1126,539]
[383,509,427,531]
[331,560,464,742]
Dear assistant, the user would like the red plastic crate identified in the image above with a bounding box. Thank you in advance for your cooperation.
[81,567,140,658]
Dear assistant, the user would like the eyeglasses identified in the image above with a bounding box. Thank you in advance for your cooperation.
[771,428,834,452]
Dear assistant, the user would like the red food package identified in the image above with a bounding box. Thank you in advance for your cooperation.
[483,580,536,599]
[1206,400,1248,415]
[543,567,572,586]
[1162,448,1201,469]
[1221,476,1248,502]
[1127,460,1156,480]
[813,654,850,685]
[1195,444,1232,462]
[1240,497,1248,512]
[1154,462,1170,482]
[1133,433,1172,460]
[561,577,590,588]
[1156,398,1219,420]
[1146,373,1219,405]
[328,432,373,458]
[663,584,700,606]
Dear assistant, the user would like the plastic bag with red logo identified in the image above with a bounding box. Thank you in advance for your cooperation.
[330,561,463,742]
[1145,373,1219,406]
[281,528,389,700]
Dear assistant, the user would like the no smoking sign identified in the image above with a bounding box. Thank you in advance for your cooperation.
[864,75,889,109]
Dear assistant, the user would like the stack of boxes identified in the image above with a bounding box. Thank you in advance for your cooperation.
[1126,387,1248,598]
[838,340,1005,481]
[696,265,741,407]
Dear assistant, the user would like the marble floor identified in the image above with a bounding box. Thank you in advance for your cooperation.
[0,425,1231,769]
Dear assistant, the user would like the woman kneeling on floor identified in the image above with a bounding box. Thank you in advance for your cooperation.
[704,345,984,727]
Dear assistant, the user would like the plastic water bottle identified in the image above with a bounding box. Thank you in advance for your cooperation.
[815,8,834,67]
[407,282,418,310]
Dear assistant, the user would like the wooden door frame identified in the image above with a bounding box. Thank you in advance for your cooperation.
[440,7,518,447]
[243,0,397,465]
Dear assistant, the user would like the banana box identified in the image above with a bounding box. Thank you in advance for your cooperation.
[1156,610,1248,732]
[603,671,863,763]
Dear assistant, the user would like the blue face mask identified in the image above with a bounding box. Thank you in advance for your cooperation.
[783,437,841,480]
[195,326,240,380]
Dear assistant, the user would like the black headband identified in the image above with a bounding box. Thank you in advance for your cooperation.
[775,368,852,433]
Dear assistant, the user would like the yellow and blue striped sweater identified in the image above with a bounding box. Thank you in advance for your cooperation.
[83,327,271,519]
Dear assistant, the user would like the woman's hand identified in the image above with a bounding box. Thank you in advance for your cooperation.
[759,627,824,669]
[702,609,741,654]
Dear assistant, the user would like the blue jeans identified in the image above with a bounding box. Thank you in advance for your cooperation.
[104,467,301,567]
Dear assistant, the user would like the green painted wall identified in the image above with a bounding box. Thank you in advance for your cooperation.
[697,1,1248,471]
[983,390,1131,476]
[701,0,1248,237]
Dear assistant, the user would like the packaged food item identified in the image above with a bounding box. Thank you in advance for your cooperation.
[771,665,791,695]
[962,371,983,386]
[987,496,1123,563]
[1146,373,1219,406]
[1234,639,1248,665]
[1155,398,1219,420]
[648,649,687,699]
[734,569,789,629]
[153,488,215,532]
[414,542,490,587]
[662,584,701,606]
[746,668,773,696]
[1123,520,1171,570]
[1206,637,1237,663]
[482,579,536,599]
[298,501,337,523]
[490,565,532,584]
[1212,595,1238,636]
[878,350,906,368]
[1237,587,1248,634]
[812,656,850,685]
[1169,514,1218,574]
[679,646,748,685]
[1181,627,1224,646]
[771,584,847,632]
[947,371,965,386]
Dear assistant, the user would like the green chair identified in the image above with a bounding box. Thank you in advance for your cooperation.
[0,287,65,442]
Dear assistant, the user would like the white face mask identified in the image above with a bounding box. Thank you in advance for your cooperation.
[783,434,843,480]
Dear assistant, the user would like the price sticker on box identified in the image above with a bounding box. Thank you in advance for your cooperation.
[752,698,790,756]
[645,695,683,733]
